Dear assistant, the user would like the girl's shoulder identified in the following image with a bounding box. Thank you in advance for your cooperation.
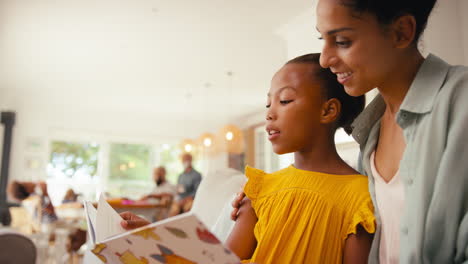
[340,174,370,192]
[243,165,291,183]
[243,166,294,200]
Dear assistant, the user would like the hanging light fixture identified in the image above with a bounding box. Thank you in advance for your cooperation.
[225,131,233,141]
[218,124,244,154]
[199,132,215,148]
[185,144,192,152]
[197,132,219,157]
[179,138,197,154]
[217,71,244,154]
[194,81,220,157]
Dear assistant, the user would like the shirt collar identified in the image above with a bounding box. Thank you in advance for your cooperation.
[351,94,385,145]
[399,53,450,114]
[351,54,450,145]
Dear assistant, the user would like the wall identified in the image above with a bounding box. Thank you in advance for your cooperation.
[460,0,468,65]
[422,0,466,65]
[275,6,321,59]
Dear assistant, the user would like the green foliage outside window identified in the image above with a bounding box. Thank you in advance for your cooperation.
[49,141,99,177]
[109,143,151,181]
[158,145,183,184]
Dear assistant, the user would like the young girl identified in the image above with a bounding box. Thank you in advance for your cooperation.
[226,53,375,263]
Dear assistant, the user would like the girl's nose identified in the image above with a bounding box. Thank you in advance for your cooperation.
[266,108,276,121]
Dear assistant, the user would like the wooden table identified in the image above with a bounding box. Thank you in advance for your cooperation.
[56,199,170,222]
[102,199,170,221]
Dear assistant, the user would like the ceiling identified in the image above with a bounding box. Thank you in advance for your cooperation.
[0,0,315,138]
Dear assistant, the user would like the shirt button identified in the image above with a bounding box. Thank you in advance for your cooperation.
[401,227,408,235]
[407,179,414,185]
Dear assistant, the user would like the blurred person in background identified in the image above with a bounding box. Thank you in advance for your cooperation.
[168,153,202,216]
[7,180,86,251]
[62,188,79,204]
[140,166,176,202]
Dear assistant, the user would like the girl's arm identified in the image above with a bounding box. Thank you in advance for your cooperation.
[225,197,258,260]
[343,224,373,264]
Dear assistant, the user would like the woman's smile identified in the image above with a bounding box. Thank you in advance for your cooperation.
[334,71,354,85]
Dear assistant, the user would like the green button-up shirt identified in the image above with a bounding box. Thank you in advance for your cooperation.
[352,54,468,264]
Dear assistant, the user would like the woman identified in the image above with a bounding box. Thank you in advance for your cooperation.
[317,0,468,263]
[230,0,468,263]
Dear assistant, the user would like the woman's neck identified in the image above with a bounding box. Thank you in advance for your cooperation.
[293,135,355,175]
[378,50,425,114]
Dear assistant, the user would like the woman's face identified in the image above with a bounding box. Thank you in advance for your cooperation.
[316,0,398,96]
[266,63,325,155]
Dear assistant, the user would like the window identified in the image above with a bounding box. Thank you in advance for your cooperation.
[46,138,199,203]
[47,141,100,204]
[158,144,183,184]
[105,143,153,198]
[108,143,152,181]
[49,141,100,178]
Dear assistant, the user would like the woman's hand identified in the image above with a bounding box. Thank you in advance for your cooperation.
[120,211,151,230]
[230,190,246,220]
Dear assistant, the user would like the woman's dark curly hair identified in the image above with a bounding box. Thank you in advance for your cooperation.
[339,0,438,43]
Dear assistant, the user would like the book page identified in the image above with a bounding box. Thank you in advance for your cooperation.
[95,212,240,264]
[96,194,127,242]
[83,201,97,245]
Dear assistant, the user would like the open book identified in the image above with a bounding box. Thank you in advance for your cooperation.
[83,195,240,264]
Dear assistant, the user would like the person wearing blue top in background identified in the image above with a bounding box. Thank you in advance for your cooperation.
[168,153,202,216]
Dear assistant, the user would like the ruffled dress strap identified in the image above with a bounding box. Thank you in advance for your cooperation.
[243,166,267,201]
[345,197,376,239]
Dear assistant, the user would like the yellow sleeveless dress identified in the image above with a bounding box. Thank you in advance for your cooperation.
[241,165,375,264]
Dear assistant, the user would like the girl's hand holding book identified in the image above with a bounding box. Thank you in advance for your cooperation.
[230,190,246,221]
[120,211,151,230]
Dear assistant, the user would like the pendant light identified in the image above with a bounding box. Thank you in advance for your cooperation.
[218,124,244,154]
[179,138,197,155]
[218,71,244,154]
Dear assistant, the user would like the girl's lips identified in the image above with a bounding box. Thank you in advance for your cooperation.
[268,131,280,141]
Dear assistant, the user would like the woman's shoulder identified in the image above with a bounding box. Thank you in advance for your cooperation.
[429,63,468,120]
[428,56,468,97]
[446,64,468,98]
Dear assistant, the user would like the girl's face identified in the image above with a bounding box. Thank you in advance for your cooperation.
[266,63,325,155]
[316,0,398,96]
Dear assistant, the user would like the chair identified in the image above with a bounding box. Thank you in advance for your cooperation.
[0,229,36,264]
